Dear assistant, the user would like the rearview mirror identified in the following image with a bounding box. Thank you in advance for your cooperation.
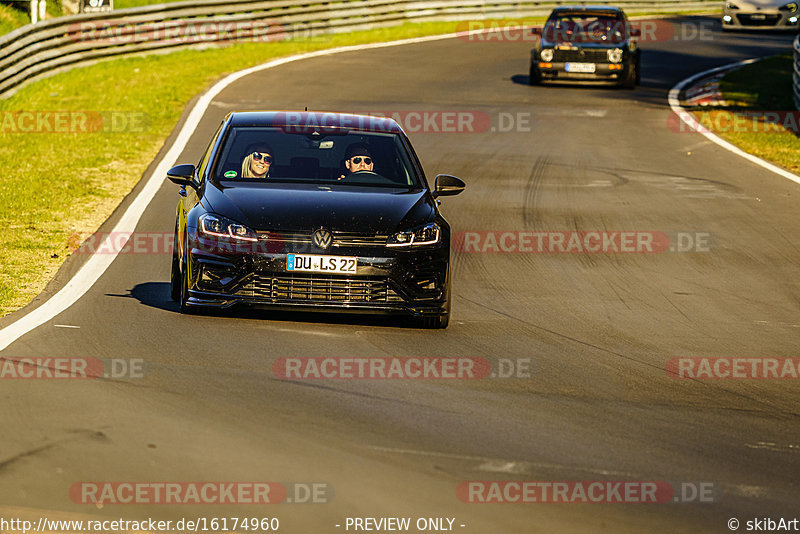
[531,27,542,36]
[433,174,465,198]
[630,28,641,37]
[167,164,196,188]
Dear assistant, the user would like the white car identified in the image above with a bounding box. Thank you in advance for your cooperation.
[722,0,800,29]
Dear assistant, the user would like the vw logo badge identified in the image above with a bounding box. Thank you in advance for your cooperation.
[312,228,333,249]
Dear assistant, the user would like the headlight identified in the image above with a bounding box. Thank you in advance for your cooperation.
[386,223,440,247]
[726,2,739,9]
[607,48,623,63]
[199,213,258,242]
[781,2,798,11]
[540,48,554,62]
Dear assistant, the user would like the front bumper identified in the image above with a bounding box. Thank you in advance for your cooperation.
[183,231,450,317]
[535,61,629,83]
[722,10,799,29]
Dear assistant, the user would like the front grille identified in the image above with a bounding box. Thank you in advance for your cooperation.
[255,231,388,248]
[237,274,404,304]
[553,72,614,80]
[736,13,781,25]
[553,49,608,63]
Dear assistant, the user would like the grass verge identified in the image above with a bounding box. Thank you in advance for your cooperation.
[689,53,800,173]
[0,3,31,36]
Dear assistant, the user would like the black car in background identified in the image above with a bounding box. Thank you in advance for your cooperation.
[167,112,465,328]
[529,5,641,88]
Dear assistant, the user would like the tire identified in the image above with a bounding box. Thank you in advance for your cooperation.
[528,63,542,86]
[169,227,181,302]
[420,281,451,329]
[178,234,195,314]
[421,313,449,329]
[622,60,637,89]
[179,258,191,313]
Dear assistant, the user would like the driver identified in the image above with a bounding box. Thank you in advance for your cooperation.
[241,142,274,179]
[338,143,373,180]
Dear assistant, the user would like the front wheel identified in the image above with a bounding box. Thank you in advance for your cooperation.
[177,234,196,314]
[419,281,451,329]
[622,60,637,89]
[179,258,191,313]
[528,63,542,86]
[421,313,449,329]
[169,227,181,302]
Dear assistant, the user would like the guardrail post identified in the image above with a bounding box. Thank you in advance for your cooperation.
[29,0,38,24]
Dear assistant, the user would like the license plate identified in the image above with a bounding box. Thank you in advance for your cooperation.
[287,254,357,274]
[750,14,766,19]
[565,62,596,73]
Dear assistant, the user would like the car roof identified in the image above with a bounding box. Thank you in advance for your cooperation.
[226,111,404,134]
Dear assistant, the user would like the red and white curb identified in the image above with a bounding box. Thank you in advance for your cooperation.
[682,69,732,107]
[668,58,800,186]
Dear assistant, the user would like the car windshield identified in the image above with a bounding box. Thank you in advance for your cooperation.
[543,13,627,43]
[212,126,422,188]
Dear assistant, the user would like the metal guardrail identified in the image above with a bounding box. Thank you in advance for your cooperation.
[0,0,719,98]
[794,34,800,109]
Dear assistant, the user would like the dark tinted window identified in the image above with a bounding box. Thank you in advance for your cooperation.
[212,127,421,188]
[544,13,627,43]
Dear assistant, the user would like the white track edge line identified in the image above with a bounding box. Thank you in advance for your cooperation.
[667,58,800,186]
[0,32,462,352]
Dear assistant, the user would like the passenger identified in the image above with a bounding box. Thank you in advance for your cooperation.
[241,143,274,178]
[338,143,373,180]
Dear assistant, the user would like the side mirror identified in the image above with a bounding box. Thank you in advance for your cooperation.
[629,28,641,37]
[433,174,465,198]
[167,164,196,188]
[531,27,542,36]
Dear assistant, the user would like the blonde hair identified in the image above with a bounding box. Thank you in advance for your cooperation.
[241,153,258,178]
[241,144,273,178]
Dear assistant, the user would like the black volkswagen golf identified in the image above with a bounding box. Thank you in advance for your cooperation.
[529,5,641,88]
[167,112,465,328]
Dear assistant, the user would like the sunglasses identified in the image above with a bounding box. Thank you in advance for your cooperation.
[252,152,273,163]
[351,157,372,165]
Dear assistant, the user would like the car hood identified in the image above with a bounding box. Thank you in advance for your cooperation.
[202,181,434,233]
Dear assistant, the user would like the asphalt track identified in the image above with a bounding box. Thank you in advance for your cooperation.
[1,15,799,533]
